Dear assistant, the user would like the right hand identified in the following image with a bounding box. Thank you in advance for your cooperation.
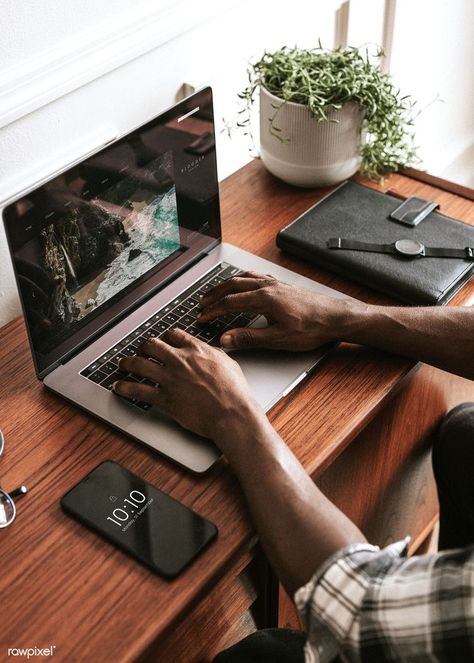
[114,328,263,441]
[198,271,343,351]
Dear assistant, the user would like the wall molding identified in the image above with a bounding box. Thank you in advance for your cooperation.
[334,1,350,48]
[0,0,242,130]
[0,126,118,206]
[381,0,397,73]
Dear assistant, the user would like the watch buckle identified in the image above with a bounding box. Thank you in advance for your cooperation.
[327,237,342,249]
[465,247,474,259]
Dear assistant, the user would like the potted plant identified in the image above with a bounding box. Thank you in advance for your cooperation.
[236,45,417,186]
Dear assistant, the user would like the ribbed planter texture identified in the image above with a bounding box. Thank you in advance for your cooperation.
[259,86,363,187]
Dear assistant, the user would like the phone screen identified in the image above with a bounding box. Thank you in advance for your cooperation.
[61,460,217,578]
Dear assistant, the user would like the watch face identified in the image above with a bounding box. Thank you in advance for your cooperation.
[394,239,424,256]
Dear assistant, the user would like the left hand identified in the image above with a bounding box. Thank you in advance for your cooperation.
[198,271,340,351]
[113,328,260,440]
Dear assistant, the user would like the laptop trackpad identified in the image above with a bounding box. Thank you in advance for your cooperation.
[230,316,328,411]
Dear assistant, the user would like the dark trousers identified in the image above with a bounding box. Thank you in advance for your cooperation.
[432,402,474,550]
[213,402,474,663]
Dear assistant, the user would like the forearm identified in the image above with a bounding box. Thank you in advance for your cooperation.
[331,299,474,380]
[214,405,366,597]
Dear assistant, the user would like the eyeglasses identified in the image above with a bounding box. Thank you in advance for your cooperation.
[0,431,28,528]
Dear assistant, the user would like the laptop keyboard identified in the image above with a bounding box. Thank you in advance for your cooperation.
[80,262,257,410]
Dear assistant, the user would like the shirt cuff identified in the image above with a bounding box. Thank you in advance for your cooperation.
[294,538,410,663]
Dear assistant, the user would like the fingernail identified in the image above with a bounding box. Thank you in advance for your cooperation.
[221,334,233,348]
[112,381,118,392]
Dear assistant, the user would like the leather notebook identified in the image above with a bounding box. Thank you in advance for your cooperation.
[276,180,474,304]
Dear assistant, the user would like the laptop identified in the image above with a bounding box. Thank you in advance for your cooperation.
[3,87,346,473]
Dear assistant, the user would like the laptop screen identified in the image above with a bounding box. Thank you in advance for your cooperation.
[3,88,221,377]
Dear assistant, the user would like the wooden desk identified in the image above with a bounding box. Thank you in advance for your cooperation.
[2,161,474,662]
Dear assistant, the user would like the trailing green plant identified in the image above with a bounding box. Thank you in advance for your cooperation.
[235,45,418,181]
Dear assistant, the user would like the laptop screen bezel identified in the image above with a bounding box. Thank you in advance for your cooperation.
[2,87,221,379]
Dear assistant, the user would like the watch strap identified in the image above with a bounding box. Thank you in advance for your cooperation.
[327,238,395,254]
[328,238,474,260]
[424,246,474,259]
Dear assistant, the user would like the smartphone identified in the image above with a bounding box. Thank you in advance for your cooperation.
[61,460,217,578]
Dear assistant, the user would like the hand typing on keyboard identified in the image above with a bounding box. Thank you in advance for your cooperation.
[80,262,259,410]
[113,328,260,440]
[198,271,340,352]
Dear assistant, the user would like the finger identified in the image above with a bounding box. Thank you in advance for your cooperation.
[200,275,265,309]
[220,326,278,350]
[161,327,196,347]
[119,355,164,382]
[235,270,266,279]
[112,379,162,405]
[197,291,263,323]
[139,336,180,362]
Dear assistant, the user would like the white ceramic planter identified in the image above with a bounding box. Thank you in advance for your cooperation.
[259,86,363,187]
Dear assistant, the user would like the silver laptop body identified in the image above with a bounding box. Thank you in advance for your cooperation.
[3,88,346,473]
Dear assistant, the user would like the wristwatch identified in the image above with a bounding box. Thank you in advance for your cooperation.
[327,237,474,259]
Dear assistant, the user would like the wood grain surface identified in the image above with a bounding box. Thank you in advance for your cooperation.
[2,159,474,662]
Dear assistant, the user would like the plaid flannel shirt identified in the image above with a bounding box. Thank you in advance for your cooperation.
[295,538,474,662]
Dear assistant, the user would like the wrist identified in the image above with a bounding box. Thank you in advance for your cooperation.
[212,398,271,458]
[317,296,374,344]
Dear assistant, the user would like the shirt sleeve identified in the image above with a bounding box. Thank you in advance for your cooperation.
[294,538,474,663]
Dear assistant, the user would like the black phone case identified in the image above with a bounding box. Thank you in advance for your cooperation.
[61,460,217,578]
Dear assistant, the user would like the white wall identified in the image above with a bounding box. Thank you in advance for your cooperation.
[339,0,474,187]
[389,0,474,185]
[0,0,342,326]
[1,0,472,327]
